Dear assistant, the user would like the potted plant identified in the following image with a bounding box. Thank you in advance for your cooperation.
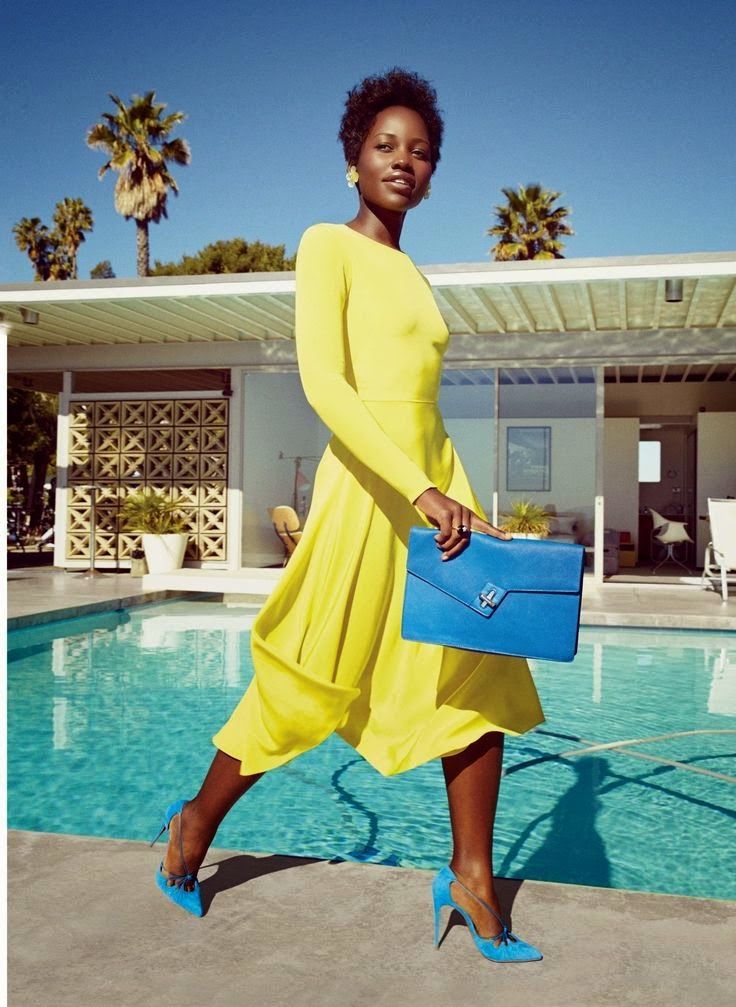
[498,499,551,540]
[119,489,189,574]
[129,547,148,577]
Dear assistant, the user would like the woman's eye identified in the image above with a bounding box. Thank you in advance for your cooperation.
[377,143,428,158]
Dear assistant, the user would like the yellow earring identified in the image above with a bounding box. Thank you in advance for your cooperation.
[423,182,431,200]
[346,165,360,188]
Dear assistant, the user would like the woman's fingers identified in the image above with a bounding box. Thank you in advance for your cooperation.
[437,503,473,560]
[424,492,513,561]
[470,514,513,540]
[436,509,513,561]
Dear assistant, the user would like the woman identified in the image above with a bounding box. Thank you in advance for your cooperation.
[152,67,545,964]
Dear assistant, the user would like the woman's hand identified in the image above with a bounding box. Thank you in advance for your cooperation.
[412,487,512,561]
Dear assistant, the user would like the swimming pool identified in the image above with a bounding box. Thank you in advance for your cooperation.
[7,599,736,901]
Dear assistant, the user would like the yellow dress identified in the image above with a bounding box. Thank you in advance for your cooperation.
[212,222,544,777]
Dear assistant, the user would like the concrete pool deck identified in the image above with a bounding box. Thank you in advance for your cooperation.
[8,829,736,1007]
[8,564,736,630]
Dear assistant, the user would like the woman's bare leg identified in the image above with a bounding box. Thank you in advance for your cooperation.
[161,748,264,891]
[441,730,507,945]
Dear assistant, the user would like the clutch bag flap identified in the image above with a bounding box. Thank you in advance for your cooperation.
[401,525,585,662]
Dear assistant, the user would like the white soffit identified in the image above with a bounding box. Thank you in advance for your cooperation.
[1,251,734,348]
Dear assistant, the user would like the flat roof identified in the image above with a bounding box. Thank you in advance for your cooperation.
[2,249,734,359]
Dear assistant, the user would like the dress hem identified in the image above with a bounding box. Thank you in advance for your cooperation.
[212,711,546,779]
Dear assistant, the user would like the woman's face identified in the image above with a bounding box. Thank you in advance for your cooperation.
[353,104,433,211]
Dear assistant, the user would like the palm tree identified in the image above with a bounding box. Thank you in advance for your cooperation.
[488,183,574,261]
[12,217,53,280]
[86,91,191,276]
[52,197,93,279]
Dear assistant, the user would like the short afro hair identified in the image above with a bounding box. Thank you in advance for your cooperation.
[338,66,444,173]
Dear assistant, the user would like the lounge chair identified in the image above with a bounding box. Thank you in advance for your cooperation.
[701,498,736,601]
[647,507,694,574]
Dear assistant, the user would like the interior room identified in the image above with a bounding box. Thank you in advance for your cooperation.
[603,362,736,582]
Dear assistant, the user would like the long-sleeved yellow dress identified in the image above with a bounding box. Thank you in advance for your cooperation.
[212,222,544,777]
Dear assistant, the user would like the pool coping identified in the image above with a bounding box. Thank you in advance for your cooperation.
[6,589,214,631]
[8,590,736,633]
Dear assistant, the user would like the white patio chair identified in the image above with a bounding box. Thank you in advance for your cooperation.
[702,498,736,601]
[647,506,694,574]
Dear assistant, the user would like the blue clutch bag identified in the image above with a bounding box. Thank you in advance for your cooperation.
[401,526,585,662]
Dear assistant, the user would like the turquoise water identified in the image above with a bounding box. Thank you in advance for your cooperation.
[7,599,736,900]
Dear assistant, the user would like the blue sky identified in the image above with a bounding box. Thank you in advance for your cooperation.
[1,0,734,281]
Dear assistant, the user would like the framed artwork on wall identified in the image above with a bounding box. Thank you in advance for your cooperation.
[506,426,551,492]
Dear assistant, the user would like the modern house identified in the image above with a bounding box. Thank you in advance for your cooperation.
[4,248,736,590]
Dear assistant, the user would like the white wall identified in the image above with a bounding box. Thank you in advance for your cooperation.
[603,418,640,550]
[439,380,597,537]
[242,372,326,566]
[696,412,736,561]
[443,418,495,513]
[499,418,596,539]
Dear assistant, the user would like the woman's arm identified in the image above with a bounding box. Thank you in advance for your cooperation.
[295,224,436,505]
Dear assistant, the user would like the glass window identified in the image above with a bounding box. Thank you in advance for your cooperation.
[638,440,661,482]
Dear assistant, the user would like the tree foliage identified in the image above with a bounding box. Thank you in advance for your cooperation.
[90,259,116,279]
[488,183,574,261]
[7,390,58,528]
[151,237,296,275]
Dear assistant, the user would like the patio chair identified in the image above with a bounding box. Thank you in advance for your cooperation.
[647,506,694,575]
[268,505,303,566]
[701,498,736,601]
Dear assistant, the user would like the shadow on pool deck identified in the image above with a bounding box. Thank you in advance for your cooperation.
[8,830,736,1007]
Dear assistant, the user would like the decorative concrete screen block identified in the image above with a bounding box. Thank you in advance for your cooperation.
[70,402,94,429]
[202,400,228,426]
[122,401,147,426]
[122,429,147,454]
[65,397,229,565]
[69,428,92,454]
[147,427,173,452]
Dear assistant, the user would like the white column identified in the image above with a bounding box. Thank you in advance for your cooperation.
[594,366,605,585]
[492,366,500,526]
[226,369,244,570]
[53,371,72,568]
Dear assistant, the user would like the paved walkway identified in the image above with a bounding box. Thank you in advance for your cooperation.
[8,565,736,630]
[7,566,200,627]
[8,831,736,1007]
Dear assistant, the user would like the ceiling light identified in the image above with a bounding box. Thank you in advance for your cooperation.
[20,307,40,324]
[664,279,683,302]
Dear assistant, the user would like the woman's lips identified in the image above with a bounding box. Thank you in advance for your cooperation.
[384,179,414,194]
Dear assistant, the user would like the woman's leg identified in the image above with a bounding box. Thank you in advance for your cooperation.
[161,749,264,891]
[441,730,507,945]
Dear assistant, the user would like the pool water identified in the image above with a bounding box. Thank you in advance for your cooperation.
[7,599,736,901]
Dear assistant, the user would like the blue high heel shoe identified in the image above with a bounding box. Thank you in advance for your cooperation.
[150,798,204,917]
[432,865,542,963]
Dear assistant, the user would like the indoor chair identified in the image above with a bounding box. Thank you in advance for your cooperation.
[268,505,303,566]
[647,507,694,575]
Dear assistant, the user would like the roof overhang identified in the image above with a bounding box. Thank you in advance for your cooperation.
[4,250,735,373]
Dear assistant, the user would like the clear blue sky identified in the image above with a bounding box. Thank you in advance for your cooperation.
[2,0,734,281]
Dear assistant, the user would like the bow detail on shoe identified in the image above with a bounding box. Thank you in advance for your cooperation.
[492,924,518,945]
[159,862,198,889]
[450,871,515,943]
